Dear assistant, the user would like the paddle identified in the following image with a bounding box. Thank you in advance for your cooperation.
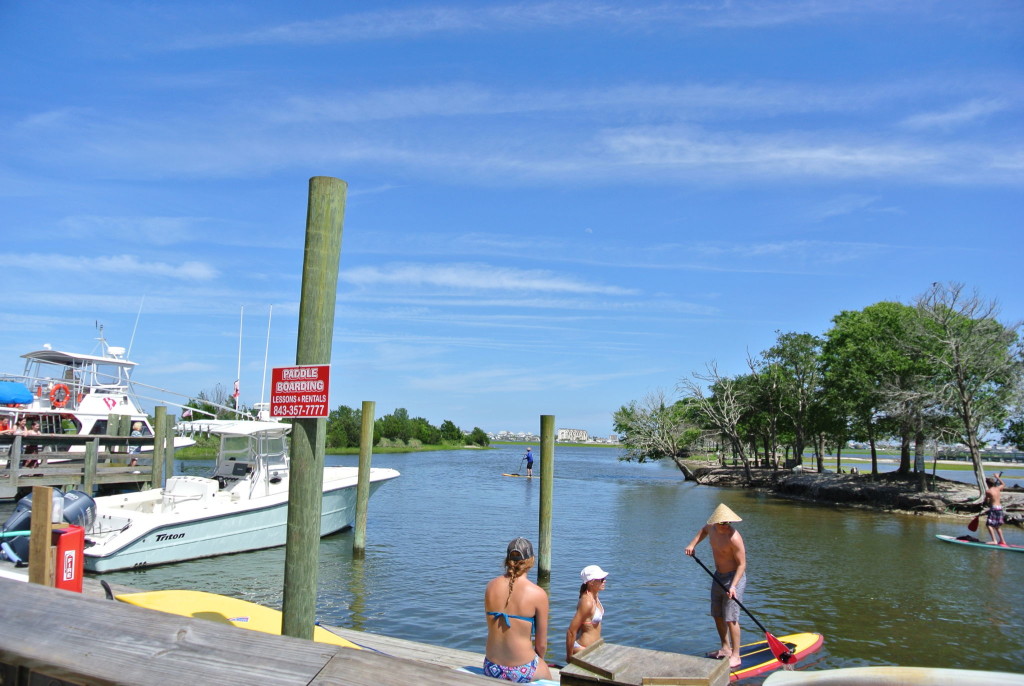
[691,554,795,665]
[967,513,980,532]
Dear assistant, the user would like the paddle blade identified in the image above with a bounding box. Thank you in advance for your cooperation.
[766,632,795,664]
[967,515,980,532]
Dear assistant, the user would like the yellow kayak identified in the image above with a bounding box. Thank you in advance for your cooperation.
[115,589,361,649]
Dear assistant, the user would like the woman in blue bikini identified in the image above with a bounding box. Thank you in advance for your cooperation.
[483,537,552,682]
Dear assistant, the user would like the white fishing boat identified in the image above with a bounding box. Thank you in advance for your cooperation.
[0,330,194,449]
[82,420,399,572]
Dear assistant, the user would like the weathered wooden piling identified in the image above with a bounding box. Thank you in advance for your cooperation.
[27,486,54,586]
[538,414,555,580]
[163,413,176,483]
[352,400,376,556]
[282,176,347,641]
[152,405,167,487]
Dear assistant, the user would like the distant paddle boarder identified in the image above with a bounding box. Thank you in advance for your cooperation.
[684,503,747,669]
[984,472,1006,546]
[524,447,534,478]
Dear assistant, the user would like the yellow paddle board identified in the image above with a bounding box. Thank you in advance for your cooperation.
[116,589,361,650]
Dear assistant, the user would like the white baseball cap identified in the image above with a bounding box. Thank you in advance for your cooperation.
[580,565,609,582]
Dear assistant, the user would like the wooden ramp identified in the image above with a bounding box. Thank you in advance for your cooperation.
[562,639,730,686]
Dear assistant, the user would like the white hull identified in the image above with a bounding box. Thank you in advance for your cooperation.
[85,466,398,572]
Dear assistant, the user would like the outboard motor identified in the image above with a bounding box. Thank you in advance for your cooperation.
[0,489,93,564]
[62,490,97,529]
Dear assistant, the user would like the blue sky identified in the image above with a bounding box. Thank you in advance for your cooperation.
[2,1,1021,437]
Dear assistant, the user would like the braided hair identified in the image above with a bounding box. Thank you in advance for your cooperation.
[504,554,535,607]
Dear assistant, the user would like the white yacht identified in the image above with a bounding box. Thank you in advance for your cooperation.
[0,331,191,445]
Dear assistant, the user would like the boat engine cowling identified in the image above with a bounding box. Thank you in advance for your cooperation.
[1,489,96,563]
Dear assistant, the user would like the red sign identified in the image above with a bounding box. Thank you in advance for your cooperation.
[270,365,331,418]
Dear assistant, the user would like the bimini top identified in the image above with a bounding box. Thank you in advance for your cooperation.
[176,420,290,437]
[22,348,138,369]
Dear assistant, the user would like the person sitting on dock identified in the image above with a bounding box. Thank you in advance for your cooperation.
[483,537,552,682]
[984,472,1006,546]
[684,503,747,669]
[566,564,608,662]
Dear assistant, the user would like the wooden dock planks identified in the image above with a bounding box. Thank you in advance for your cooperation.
[0,577,485,685]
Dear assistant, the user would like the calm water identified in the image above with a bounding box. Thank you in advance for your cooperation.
[70,447,1024,678]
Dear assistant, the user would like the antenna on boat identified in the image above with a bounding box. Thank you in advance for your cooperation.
[127,296,145,359]
[260,305,273,409]
[94,321,106,355]
[235,306,244,418]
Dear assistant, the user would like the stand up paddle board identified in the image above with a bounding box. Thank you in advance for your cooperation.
[936,534,1024,552]
[115,589,362,649]
[716,632,823,682]
[502,473,533,478]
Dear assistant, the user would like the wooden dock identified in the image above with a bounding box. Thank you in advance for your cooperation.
[0,573,728,685]
[0,575,488,685]
[0,434,159,498]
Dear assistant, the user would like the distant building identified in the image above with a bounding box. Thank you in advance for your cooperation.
[558,428,589,442]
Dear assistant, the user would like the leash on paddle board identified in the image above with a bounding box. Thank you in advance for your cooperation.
[690,554,795,665]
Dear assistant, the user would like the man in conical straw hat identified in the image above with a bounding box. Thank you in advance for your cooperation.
[684,503,747,669]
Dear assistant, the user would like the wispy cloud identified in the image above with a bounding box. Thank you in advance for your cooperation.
[900,98,1009,130]
[0,254,218,281]
[341,263,638,295]
[170,1,988,50]
[58,215,202,246]
[806,195,904,222]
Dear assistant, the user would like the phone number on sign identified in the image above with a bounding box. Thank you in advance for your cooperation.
[273,404,328,417]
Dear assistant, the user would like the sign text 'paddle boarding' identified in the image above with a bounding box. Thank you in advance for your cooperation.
[270,365,331,418]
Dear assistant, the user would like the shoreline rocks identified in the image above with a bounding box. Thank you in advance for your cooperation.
[679,460,1023,526]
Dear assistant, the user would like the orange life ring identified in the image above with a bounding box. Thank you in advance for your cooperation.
[50,383,71,408]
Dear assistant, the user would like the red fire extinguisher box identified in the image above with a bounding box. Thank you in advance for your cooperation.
[52,525,84,593]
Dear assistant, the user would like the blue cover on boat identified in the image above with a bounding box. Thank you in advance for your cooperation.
[0,381,33,405]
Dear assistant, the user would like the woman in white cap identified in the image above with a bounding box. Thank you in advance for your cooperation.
[684,503,746,669]
[483,537,552,682]
[565,564,608,661]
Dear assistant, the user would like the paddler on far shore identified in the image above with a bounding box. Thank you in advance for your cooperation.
[684,503,747,669]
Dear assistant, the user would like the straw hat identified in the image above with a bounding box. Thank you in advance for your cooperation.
[707,503,742,525]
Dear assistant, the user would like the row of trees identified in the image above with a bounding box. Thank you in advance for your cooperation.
[183,393,489,449]
[326,406,489,449]
[614,282,1023,496]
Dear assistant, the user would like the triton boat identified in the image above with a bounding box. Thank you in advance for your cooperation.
[82,420,399,572]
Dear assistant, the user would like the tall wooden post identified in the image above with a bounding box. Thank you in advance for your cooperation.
[152,406,167,489]
[282,176,346,640]
[164,414,176,483]
[84,440,98,495]
[352,400,376,557]
[538,414,555,580]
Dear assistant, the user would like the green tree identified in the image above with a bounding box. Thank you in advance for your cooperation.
[907,282,1022,497]
[467,427,490,446]
[822,302,922,476]
[326,404,362,448]
[439,419,464,444]
[410,416,442,445]
[762,332,825,469]
[376,408,413,443]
